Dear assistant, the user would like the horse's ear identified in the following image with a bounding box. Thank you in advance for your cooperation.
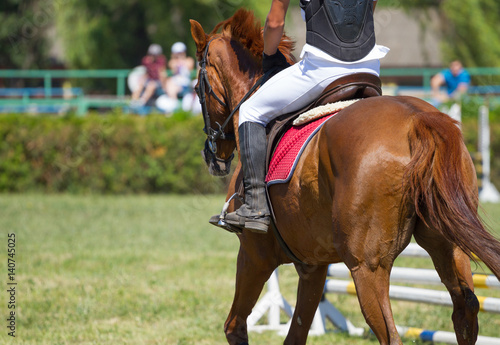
[190,20,208,54]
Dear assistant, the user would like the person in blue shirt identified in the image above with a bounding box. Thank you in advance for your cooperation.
[431,60,470,104]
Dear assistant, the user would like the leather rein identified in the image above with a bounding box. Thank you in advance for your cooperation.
[196,38,278,155]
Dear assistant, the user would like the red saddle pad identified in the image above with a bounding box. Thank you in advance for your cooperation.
[266,112,337,185]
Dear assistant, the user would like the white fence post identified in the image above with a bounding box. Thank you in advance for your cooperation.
[478,104,500,203]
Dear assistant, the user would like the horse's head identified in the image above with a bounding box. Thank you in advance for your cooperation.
[190,9,295,177]
[190,20,237,176]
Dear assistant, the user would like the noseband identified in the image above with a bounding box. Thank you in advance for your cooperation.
[196,38,279,156]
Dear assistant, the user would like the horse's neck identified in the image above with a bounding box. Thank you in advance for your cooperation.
[221,43,261,103]
[219,45,262,153]
[225,69,260,107]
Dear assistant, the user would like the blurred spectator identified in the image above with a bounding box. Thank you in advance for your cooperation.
[131,44,167,106]
[165,42,195,100]
[431,60,471,104]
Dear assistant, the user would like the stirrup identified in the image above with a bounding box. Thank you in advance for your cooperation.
[208,193,244,234]
[209,214,243,234]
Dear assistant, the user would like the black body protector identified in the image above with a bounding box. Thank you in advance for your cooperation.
[300,0,376,62]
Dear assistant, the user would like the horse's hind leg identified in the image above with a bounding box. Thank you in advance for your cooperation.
[284,264,329,345]
[414,220,479,345]
[349,263,402,345]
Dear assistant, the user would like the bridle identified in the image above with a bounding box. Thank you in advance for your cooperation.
[196,38,278,157]
[196,38,233,156]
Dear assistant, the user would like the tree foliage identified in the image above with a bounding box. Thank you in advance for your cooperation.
[440,0,500,68]
[54,0,149,69]
[0,0,271,70]
[0,0,51,69]
[1,0,498,71]
[397,0,500,67]
[54,0,271,70]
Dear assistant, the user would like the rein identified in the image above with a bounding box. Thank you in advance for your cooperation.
[197,38,278,154]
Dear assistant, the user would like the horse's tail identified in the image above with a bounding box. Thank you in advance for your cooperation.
[404,111,500,280]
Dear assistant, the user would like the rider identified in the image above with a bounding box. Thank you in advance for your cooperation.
[225,0,389,233]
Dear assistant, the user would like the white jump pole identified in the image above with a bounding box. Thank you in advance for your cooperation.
[396,325,500,345]
[328,264,500,289]
[313,296,500,344]
[324,279,500,314]
[313,293,500,344]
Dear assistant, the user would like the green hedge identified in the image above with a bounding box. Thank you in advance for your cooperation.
[0,112,230,194]
[1,101,500,194]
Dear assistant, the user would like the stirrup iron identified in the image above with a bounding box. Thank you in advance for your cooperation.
[209,193,244,234]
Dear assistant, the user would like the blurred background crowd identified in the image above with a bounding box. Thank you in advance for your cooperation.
[0,0,499,115]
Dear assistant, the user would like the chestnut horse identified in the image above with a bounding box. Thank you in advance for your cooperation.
[190,9,500,345]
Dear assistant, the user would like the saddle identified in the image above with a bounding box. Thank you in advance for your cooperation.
[266,72,382,167]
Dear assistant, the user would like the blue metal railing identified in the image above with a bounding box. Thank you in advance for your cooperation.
[1,67,499,114]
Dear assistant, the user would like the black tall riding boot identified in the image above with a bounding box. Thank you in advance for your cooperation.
[225,122,270,233]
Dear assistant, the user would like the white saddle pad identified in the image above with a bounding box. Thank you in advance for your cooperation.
[293,99,360,126]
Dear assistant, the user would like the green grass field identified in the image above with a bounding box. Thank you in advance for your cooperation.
[0,194,499,344]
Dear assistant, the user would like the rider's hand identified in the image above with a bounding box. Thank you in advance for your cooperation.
[262,49,290,75]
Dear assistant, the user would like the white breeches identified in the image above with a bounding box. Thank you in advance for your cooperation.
[239,52,381,127]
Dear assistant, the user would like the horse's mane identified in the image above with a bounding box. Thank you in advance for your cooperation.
[210,8,295,62]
